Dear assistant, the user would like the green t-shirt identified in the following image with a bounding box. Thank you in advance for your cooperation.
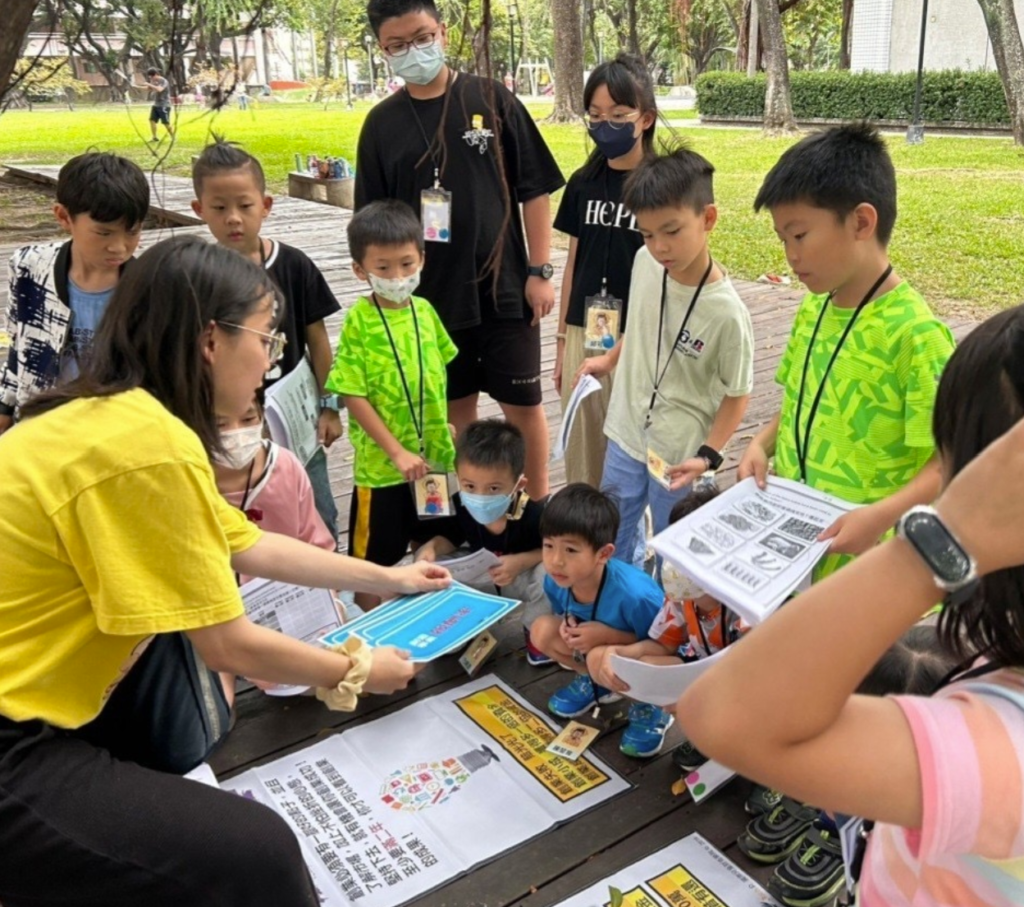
[327,295,457,488]
[775,282,954,577]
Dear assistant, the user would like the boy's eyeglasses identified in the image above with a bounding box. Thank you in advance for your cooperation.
[218,322,287,363]
[383,32,439,58]
[585,111,641,131]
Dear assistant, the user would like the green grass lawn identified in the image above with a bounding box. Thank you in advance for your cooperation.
[2,101,1023,310]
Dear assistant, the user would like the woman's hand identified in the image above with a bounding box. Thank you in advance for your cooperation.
[364,646,419,694]
[385,560,452,595]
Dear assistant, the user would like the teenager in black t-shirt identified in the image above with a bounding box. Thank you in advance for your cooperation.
[552,55,660,489]
[359,0,565,499]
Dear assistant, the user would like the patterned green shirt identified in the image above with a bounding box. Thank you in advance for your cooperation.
[327,295,457,488]
[775,282,954,577]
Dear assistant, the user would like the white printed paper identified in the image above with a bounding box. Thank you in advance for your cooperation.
[551,374,602,461]
[265,356,321,465]
[651,477,856,626]
[438,548,501,586]
[184,762,220,788]
[553,832,779,906]
[222,676,629,907]
[609,649,729,708]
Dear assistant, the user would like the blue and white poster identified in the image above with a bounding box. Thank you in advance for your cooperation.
[320,583,521,661]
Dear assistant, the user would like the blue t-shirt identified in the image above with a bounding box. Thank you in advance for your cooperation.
[60,280,113,381]
[543,557,663,638]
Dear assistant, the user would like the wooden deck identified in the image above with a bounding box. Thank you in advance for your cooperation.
[0,164,981,905]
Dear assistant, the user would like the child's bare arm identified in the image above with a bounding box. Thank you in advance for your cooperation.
[343,396,427,481]
[564,620,635,654]
[415,535,457,561]
[307,320,342,446]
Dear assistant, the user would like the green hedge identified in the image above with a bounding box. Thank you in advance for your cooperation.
[695,70,1009,125]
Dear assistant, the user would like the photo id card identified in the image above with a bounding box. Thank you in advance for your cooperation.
[646,448,673,489]
[421,188,452,243]
[546,720,599,761]
[459,630,498,676]
[412,471,452,519]
[583,293,622,356]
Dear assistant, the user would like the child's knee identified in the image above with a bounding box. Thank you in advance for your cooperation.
[528,614,562,654]
[585,645,607,677]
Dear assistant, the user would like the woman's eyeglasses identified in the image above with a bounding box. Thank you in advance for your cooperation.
[218,322,288,363]
[585,111,641,131]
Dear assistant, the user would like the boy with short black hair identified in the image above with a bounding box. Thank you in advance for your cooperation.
[529,484,670,757]
[145,67,174,141]
[581,146,755,567]
[191,138,343,541]
[416,419,547,622]
[739,123,955,578]
[0,152,149,435]
[327,199,457,609]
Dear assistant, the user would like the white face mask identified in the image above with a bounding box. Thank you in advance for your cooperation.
[213,424,264,470]
[661,563,706,601]
[369,269,421,305]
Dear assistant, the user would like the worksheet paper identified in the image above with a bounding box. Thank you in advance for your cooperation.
[553,832,778,906]
[551,374,602,461]
[651,477,856,625]
[609,649,729,708]
[264,356,320,465]
[436,548,502,586]
[221,675,630,907]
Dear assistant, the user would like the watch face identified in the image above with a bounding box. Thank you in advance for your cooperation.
[533,263,553,279]
[903,511,972,584]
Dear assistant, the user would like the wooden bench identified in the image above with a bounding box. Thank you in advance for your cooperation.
[287,171,354,209]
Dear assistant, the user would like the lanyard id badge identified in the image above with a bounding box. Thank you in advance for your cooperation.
[583,287,622,357]
[646,447,672,489]
[421,187,452,243]
[412,470,454,519]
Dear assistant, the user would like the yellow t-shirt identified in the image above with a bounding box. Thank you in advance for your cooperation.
[0,389,262,728]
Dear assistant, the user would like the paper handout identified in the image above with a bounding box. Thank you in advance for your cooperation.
[264,356,320,465]
[651,476,856,626]
[551,374,602,461]
[320,583,521,662]
[438,548,502,586]
[609,649,729,707]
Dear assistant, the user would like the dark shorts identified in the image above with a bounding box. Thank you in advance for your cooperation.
[150,104,171,125]
[348,482,435,567]
[446,307,542,407]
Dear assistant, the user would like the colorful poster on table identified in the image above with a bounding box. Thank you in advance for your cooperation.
[553,833,780,907]
[221,676,630,907]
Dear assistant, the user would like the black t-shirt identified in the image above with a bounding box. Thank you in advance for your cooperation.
[355,73,565,330]
[553,162,644,330]
[431,492,544,555]
[264,240,340,382]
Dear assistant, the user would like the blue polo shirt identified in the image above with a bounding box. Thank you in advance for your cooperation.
[543,558,663,638]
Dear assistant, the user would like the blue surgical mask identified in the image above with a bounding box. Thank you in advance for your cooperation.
[588,121,639,161]
[389,43,445,86]
[461,488,517,524]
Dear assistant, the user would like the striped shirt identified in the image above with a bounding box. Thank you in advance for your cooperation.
[862,667,1024,905]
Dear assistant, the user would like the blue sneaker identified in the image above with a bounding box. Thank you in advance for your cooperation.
[548,674,620,718]
[620,703,674,758]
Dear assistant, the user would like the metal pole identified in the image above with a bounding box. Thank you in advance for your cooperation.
[907,0,929,144]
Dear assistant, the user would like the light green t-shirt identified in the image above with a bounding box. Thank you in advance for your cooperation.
[774,282,954,577]
[327,295,457,488]
[604,247,755,464]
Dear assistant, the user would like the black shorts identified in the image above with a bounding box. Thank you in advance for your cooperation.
[347,483,434,567]
[446,307,542,407]
[150,105,171,125]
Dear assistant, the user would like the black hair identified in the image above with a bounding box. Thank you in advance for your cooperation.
[621,144,715,214]
[857,625,957,697]
[753,122,898,246]
[192,136,266,196]
[146,67,160,76]
[932,305,1024,668]
[455,419,525,478]
[540,483,619,551]
[56,152,149,228]
[348,199,424,265]
[668,485,722,525]
[580,53,658,179]
[367,0,440,36]
[21,236,284,458]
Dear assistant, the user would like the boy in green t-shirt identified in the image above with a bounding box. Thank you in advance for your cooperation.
[327,200,457,608]
[738,123,954,578]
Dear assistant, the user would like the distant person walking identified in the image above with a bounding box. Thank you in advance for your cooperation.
[145,67,174,142]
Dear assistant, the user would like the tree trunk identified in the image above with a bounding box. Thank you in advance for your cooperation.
[627,0,641,56]
[547,0,583,122]
[976,0,1024,144]
[840,0,853,69]
[755,0,797,133]
[0,0,38,106]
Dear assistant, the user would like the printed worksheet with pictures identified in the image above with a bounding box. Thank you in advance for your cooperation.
[651,477,856,625]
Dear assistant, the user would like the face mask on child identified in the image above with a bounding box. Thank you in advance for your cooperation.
[389,43,445,86]
[369,269,421,305]
[461,486,519,524]
[661,563,706,602]
[588,121,640,161]
[213,425,265,470]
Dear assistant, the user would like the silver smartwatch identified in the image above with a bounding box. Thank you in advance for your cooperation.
[895,505,979,605]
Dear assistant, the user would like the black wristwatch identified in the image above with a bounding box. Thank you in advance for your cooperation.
[895,505,979,605]
[696,444,724,472]
[527,263,554,280]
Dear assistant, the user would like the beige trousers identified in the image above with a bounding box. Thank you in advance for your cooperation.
[559,324,614,488]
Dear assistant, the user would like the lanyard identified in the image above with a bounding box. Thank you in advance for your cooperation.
[373,298,426,458]
[645,254,715,430]
[405,69,455,188]
[695,603,733,656]
[793,266,893,483]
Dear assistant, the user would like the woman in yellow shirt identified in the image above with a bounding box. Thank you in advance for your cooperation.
[0,236,450,907]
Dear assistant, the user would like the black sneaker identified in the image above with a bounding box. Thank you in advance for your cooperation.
[736,797,819,864]
[746,784,784,816]
[767,819,846,907]
[671,738,708,773]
